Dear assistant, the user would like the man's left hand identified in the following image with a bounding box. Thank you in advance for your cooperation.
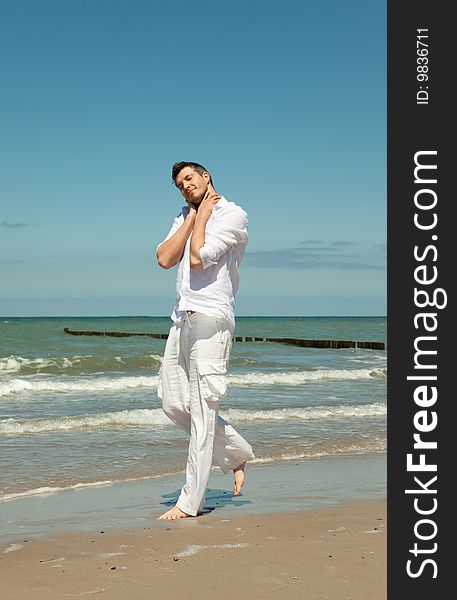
[197,191,221,219]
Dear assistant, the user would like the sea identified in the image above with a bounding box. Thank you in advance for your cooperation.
[0,316,386,503]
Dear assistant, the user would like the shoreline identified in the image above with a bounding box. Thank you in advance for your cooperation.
[1,453,386,544]
[1,452,386,599]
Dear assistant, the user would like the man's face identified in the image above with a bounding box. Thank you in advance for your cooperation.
[175,167,210,205]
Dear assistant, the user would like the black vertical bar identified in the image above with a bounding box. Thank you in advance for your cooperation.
[388,1,452,597]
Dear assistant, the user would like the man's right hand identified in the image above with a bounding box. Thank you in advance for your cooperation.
[186,204,198,224]
[157,205,196,269]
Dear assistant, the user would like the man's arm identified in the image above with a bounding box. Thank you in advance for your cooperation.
[189,193,221,270]
[156,208,196,269]
[190,195,248,270]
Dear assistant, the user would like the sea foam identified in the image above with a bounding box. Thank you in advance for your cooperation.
[0,367,387,397]
[0,354,163,375]
[0,403,386,435]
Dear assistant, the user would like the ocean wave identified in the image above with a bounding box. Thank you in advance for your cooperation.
[251,438,387,464]
[223,403,387,422]
[0,408,170,434]
[0,466,191,502]
[0,474,171,503]
[0,375,158,397]
[0,354,163,375]
[0,439,386,502]
[0,481,116,502]
[0,367,387,398]
[0,403,386,435]
[228,367,387,385]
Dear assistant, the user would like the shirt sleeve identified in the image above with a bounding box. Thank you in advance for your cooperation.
[155,208,187,254]
[199,207,248,269]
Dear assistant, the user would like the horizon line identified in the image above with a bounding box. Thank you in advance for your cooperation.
[1,314,387,319]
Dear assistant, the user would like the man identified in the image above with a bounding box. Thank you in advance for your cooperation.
[156,161,255,520]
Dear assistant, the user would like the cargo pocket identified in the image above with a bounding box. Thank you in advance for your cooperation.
[157,365,163,399]
[197,361,227,402]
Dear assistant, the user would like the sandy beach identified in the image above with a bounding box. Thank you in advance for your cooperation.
[1,456,386,599]
[1,499,386,600]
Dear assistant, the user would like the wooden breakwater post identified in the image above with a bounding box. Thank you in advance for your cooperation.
[63,328,169,339]
[63,328,385,350]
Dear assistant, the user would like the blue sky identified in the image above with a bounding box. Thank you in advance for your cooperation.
[0,0,386,317]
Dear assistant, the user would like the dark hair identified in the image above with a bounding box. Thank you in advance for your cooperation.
[171,161,213,186]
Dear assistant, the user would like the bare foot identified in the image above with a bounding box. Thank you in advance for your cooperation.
[157,506,191,520]
[233,461,246,496]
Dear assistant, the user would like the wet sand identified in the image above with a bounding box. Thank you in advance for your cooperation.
[1,456,386,598]
[1,499,386,600]
[0,455,386,542]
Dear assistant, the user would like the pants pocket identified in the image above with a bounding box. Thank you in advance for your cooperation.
[157,365,163,399]
[197,360,227,401]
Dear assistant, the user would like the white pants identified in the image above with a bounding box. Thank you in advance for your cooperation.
[158,312,255,516]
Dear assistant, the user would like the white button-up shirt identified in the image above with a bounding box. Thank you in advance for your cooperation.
[158,196,248,333]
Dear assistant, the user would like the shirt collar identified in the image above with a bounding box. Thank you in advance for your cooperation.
[214,195,228,209]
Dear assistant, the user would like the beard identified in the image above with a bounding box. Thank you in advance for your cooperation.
[187,186,207,207]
